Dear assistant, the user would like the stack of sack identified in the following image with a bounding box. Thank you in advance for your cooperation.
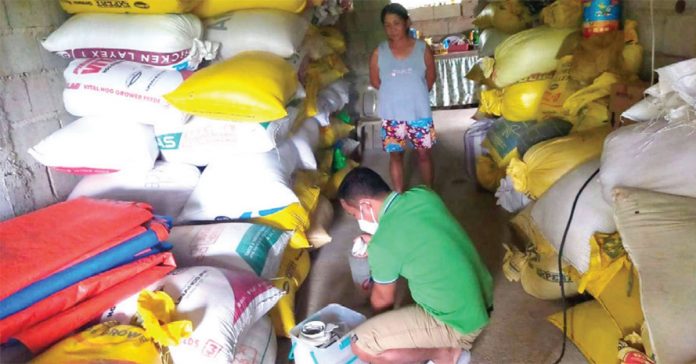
[0,198,176,355]
[465,2,695,364]
[21,0,357,362]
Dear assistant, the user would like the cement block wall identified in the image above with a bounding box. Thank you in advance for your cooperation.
[410,0,478,41]
[0,0,78,221]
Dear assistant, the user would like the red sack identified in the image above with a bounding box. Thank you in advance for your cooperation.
[0,198,154,301]
[0,251,174,343]
[12,252,176,353]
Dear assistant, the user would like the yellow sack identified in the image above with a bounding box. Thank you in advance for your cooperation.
[270,247,311,337]
[60,0,201,14]
[539,56,582,121]
[308,196,334,248]
[563,72,619,117]
[641,322,654,361]
[165,51,298,122]
[465,64,497,89]
[475,155,506,192]
[505,206,580,300]
[540,0,583,29]
[503,79,552,122]
[570,30,624,84]
[507,126,610,199]
[308,55,349,89]
[253,171,322,249]
[320,119,355,148]
[318,150,334,174]
[573,99,611,131]
[320,27,347,54]
[324,160,359,199]
[548,300,623,364]
[473,0,533,34]
[32,291,192,364]
[193,0,306,18]
[304,72,321,119]
[479,89,503,116]
[492,26,578,88]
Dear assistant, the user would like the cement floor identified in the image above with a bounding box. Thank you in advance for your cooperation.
[280,109,587,363]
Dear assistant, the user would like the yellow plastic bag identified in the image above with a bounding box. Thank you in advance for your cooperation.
[320,27,347,54]
[507,126,610,199]
[540,0,583,29]
[475,155,506,192]
[548,300,623,364]
[270,247,311,337]
[324,160,359,199]
[253,171,322,249]
[621,20,643,77]
[32,291,191,364]
[539,56,582,121]
[479,89,503,116]
[492,26,578,88]
[319,119,355,148]
[193,0,306,18]
[165,51,298,122]
[473,0,533,34]
[502,79,552,122]
[563,72,620,117]
[60,0,201,14]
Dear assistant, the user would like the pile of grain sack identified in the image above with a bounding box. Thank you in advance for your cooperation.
[12,0,356,362]
[465,1,696,363]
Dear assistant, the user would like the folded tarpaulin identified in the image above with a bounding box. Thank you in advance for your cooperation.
[0,252,175,343]
[12,252,176,353]
[0,198,155,301]
[0,221,170,319]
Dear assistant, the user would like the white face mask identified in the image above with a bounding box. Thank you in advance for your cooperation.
[358,203,379,235]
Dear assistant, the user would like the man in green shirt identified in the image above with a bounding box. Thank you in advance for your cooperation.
[338,167,493,364]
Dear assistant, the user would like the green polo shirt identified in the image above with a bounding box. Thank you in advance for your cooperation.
[367,187,494,335]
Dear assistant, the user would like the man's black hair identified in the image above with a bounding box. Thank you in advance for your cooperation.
[337,167,391,205]
[381,3,410,24]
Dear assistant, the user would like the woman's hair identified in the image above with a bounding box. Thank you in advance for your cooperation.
[381,3,410,24]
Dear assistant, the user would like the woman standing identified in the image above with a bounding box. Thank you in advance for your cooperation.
[370,3,436,193]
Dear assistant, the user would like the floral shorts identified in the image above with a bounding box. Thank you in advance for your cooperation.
[381,118,437,153]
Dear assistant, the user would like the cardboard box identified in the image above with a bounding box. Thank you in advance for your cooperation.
[609,82,649,128]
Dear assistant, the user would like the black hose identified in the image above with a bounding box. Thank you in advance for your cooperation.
[553,168,600,364]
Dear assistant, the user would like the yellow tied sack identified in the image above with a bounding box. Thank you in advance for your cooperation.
[548,300,623,364]
[539,55,582,121]
[479,88,503,116]
[319,119,355,148]
[308,55,349,89]
[473,0,533,34]
[32,291,192,364]
[492,26,578,88]
[563,72,619,117]
[475,155,506,192]
[540,0,583,29]
[271,247,311,337]
[60,0,201,14]
[621,20,643,77]
[324,160,359,200]
[507,126,610,199]
[193,0,306,18]
[164,51,298,122]
[253,171,322,249]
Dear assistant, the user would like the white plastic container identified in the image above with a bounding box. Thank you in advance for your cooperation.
[290,304,368,364]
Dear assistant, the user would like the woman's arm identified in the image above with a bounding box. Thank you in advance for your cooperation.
[424,44,436,91]
[369,48,381,89]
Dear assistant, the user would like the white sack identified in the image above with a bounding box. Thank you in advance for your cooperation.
[314,80,350,127]
[28,117,159,175]
[177,151,299,223]
[68,161,200,218]
[613,188,696,364]
[531,159,616,273]
[233,317,277,364]
[102,266,283,364]
[155,107,297,167]
[63,58,189,124]
[290,118,320,170]
[169,223,290,278]
[42,13,218,70]
[600,119,696,202]
[206,9,308,59]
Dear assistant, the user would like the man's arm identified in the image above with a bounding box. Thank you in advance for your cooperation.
[370,281,397,314]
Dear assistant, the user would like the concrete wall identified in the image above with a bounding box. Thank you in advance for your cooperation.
[623,0,696,80]
[410,1,477,41]
[0,1,78,221]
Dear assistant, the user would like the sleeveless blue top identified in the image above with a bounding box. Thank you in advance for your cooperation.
[377,39,432,121]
